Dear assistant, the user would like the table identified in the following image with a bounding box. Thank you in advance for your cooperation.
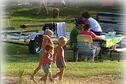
[94,34,124,61]
[100,34,124,48]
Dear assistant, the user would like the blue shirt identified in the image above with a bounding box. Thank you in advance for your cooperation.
[88,17,102,32]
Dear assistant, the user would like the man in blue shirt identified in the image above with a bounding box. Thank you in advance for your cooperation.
[82,11,102,35]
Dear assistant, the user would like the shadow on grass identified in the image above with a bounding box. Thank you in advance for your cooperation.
[5,43,30,55]
[4,43,41,62]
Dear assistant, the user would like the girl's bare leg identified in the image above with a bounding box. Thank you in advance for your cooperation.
[30,65,41,82]
[40,73,49,83]
[53,72,61,80]
[49,72,54,82]
[59,67,65,81]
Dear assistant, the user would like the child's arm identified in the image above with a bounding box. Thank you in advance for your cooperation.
[39,53,44,65]
[48,53,53,61]
[53,48,57,63]
[60,48,66,67]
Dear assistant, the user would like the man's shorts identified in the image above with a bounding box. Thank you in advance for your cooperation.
[56,59,64,68]
[42,64,51,73]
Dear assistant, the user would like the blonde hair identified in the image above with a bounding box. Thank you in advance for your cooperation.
[44,29,53,36]
[58,36,67,44]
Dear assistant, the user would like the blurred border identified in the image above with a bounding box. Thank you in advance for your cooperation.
[1,0,125,84]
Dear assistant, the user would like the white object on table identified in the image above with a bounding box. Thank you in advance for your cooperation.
[56,22,66,37]
[99,35,106,40]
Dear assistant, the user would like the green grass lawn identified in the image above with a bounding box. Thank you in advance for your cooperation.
[4,61,122,78]
[4,6,120,31]
[4,43,123,78]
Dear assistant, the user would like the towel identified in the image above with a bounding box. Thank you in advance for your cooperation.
[56,22,66,37]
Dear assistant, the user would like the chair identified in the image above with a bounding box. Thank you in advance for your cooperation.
[75,35,100,62]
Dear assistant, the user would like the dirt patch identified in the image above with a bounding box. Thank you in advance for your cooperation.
[2,75,123,84]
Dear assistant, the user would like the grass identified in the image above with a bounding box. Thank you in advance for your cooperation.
[4,61,122,78]
[4,43,123,78]
[3,16,74,32]
[4,6,121,31]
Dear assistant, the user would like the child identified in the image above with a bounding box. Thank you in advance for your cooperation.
[53,36,67,81]
[80,23,102,40]
[31,45,54,83]
[42,29,54,49]
[30,29,54,82]
[40,45,54,83]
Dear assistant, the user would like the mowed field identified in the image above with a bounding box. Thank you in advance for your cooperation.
[3,43,124,84]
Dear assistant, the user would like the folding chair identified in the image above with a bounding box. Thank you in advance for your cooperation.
[75,35,100,62]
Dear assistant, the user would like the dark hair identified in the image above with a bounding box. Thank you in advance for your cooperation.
[75,17,84,26]
[82,11,90,19]
[83,24,90,31]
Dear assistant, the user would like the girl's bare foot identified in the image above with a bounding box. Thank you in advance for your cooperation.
[49,78,55,83]
[39,77,46,82]
[30,76,37,83]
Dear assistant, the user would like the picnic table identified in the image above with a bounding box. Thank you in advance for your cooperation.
[100,34,124,48]
[95,33,124,61]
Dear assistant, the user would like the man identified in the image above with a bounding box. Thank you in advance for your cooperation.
[82,11,102,35]
[69,17,85,48]
[69,17,85,61]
